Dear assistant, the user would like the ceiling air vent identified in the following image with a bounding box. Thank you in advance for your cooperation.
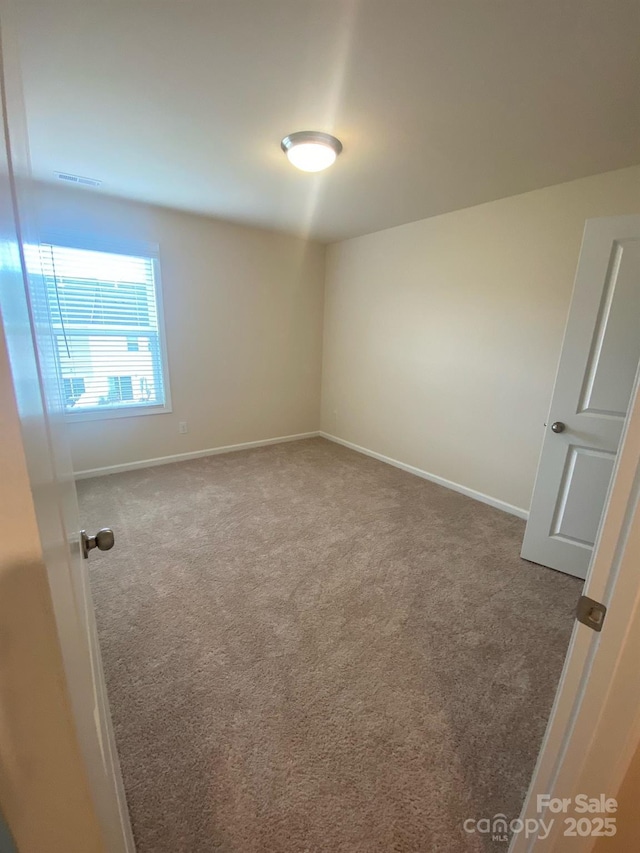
[54,171,102,188]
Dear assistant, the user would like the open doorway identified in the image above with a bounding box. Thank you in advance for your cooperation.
[2,1,640,852]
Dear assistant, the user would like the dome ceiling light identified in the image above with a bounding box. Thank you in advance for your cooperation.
[280,131,343,173]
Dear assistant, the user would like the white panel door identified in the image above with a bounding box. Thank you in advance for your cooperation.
[0,13,134,850]
[522,215,640,579]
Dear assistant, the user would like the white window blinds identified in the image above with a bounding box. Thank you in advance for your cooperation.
[24,242,170,416]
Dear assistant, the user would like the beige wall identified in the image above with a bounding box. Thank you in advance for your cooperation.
[33,184,325,473]
[321,165,640,512]
[0,323,105,853]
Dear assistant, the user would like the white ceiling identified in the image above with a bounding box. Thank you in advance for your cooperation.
[14,0,640,242]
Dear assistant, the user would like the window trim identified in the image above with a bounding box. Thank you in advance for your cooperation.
[38,235,173,422]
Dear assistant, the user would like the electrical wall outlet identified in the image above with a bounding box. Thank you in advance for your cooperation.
[178,421,188,434]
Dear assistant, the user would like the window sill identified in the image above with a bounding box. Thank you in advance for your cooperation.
[64,403,173,423]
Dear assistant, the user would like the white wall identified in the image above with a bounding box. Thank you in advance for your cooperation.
[33,184,325,473]
[321,165,640,513]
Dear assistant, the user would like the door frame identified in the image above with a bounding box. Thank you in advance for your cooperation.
[511,360,640,851]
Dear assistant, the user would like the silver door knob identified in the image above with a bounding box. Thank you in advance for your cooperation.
[81,528,115,559]
[551,421,565,433]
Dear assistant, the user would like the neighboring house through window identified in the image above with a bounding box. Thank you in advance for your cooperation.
[63,376,86,406]
[24,240,171,419]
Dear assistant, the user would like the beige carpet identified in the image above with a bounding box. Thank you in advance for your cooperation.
[78,437,581,852]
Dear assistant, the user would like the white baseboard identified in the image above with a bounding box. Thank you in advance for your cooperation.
[74,431,320,479]
[319,431,529,520]
[76,429,530,520]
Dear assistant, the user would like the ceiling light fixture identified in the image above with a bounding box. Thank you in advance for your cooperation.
[281,131,343,173]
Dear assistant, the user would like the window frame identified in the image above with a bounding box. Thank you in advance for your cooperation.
[38,235,173,422]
